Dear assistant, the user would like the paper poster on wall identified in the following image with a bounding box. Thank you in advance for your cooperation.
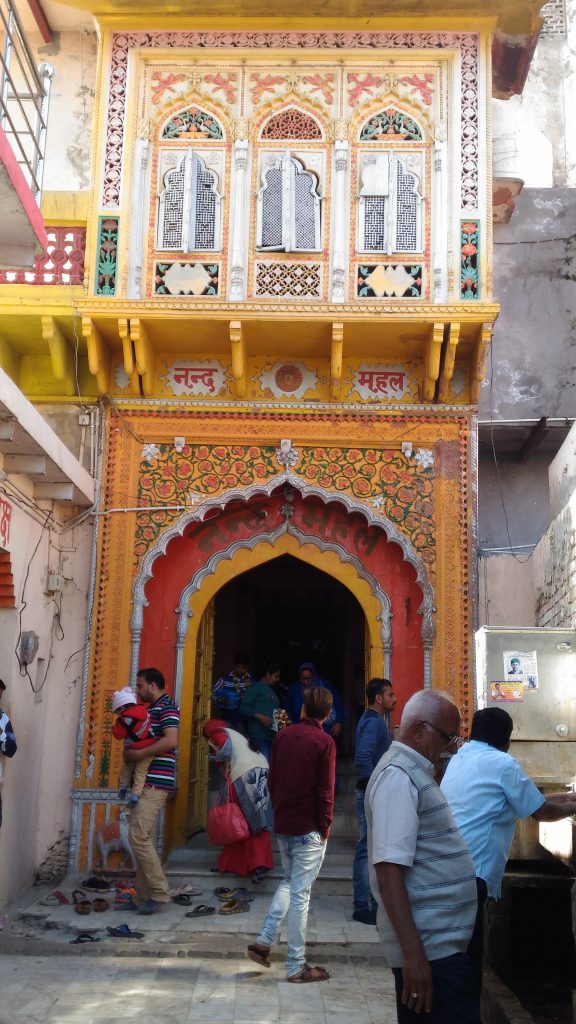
[490,681,524,702]
[503,650,538,690]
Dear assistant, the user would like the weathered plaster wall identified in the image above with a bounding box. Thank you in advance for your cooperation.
[30,29,97,193]
[478,555,536,627]
[0,507,92,905]
[492,0,576,188]
[481,188,576,421]
[533,423,576,629]
[478,453,551,549]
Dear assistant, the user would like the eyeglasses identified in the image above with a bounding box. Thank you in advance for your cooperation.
[421,720,460,746]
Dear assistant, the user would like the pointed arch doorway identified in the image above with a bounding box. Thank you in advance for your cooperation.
[187,553,368,836]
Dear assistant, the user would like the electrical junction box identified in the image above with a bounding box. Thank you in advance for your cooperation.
[46,573,64,593]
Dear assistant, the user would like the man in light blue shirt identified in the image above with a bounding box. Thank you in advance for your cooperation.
[442,707,576,999]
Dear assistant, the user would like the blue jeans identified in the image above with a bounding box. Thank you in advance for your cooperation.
[256,831,327,977]
[352,788,377,912]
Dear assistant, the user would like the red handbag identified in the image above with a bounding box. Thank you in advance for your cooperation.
[207,778,249,846]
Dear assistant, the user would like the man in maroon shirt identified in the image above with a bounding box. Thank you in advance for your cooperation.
[247,686,336,982]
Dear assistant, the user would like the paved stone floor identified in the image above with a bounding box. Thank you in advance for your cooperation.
[0,953,398,1024]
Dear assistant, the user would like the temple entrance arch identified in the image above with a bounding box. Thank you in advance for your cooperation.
[133,485,429,850]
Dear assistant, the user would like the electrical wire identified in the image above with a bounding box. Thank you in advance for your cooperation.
[14,509,53,690]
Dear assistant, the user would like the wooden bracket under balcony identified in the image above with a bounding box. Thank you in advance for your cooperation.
[81,316,111,395]
[230,320,246,398]
[423,322,444,402]
[330,323,344,401]
[130,319,155,397]
[438,322,460,403]
[41,316,75,396]
[471,322,493,402]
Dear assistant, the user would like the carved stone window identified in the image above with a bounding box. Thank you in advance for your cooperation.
[358,152,423,255]
[360,108,423,142]
[257,152,321,252]
[156,151,222,252]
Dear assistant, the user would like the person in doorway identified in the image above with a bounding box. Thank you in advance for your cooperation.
[441,707,576,1002]
[203,719,274,883]
[285,662,344,738]
[366,689,480,1023]
[352,678,396,925]
[123,668,179,914]
[247,686,336,982]
[0,680,16,828]
[212,653,251,731]
[240,662,281,760]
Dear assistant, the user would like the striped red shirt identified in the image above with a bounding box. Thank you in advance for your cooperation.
[145,693,180,790]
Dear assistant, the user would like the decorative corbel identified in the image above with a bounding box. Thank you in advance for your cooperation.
[0,336,20,384]
[438,322,460,403]
[130,318,155,397]
[81,316,110,395]
[230,320,246,398]
[41,316,75,396]
[330,323,344,401]
[423,322,444,402]
[117,319,140,395]
[471,323,492,402]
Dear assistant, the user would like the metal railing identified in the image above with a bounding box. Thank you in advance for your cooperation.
[0,0,52,202]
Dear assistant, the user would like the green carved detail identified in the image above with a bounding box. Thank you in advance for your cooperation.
[95,217,119,296]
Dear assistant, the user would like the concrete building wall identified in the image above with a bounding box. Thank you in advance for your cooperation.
[532,423,576,629]
[0,504,93,903]
[478,555,536,627]
[30,29,98,193]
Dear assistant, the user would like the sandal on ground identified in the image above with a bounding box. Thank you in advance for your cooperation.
[247,943,271,967]
[81,876,109,892]
[72,890,92,915]
[39,891,70,907]
[185,904,216,918]
[106,924,144,939]
[171,893,194,906]
[215,887,254,902]
[92,898,110,912]
[170,883,202,897]
[218,899,251,915]
[287,964,330,983]
[70,932,100,944]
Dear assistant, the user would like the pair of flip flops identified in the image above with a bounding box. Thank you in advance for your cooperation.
[39,890,70,906]
[170,883,202,898]
[218,899,251,915]
[185,904,216,918]
[214,887,254,903]
[171,893,204,906]
[106,923,144,939]
[81,876,110,892]
[73,890,109,915]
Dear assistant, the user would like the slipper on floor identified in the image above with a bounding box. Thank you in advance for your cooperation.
[170,883,202,897]
[287,964,330,983]
[247,943,271,967]
[106,924,144,939]
[72,890,92,915]
[70,932,100,944]
[92,898,110,912]
[39,892,69,907]
[218,900,251,915]
[215,887,254,902]
[185,904,216,918]
[171,893,194,906]
[81,876,109,892]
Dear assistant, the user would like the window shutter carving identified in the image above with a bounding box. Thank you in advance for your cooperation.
[358,152,422,255]
[257,153,321,252]
[157,150,222,253]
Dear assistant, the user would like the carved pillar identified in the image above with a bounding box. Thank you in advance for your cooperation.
[229,129,249,302]
[129,601,144,687]
[174,605,193,707]
[331,137,349,304]
[128,126,151,300]
[432,122,448,304]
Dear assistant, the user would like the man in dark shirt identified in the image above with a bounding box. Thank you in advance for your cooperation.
[353,678,396,925]
[247,686,336,983]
